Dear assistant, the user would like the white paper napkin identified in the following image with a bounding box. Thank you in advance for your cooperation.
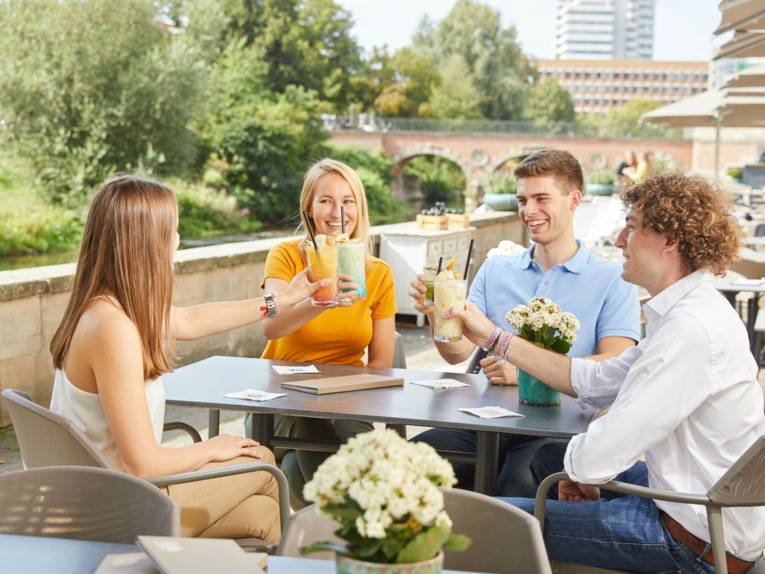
[732,278,763,287]
[410,378,470,390]
[224,389,287,401]
[272,365,320,375]
[458,406,524,419]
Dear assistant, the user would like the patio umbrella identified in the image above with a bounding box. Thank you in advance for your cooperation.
[641,89,765,177]
[714,0,765,35]
[715,30,765,60]
[724,63,765,89]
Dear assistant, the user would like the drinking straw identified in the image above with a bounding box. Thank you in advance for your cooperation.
[462,238,474,280]
[436,256,443,274]
[341,205,346,235]
[303,210,318,251]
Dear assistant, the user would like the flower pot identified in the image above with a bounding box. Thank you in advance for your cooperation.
[482,193,517,211]
[517,369,560,406]
[585,183,615,196]
[336,553,443,574]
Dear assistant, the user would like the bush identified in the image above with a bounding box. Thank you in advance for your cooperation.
[0,206,82,257]
[483,172,517,194]
[171,179,263,239]
[586,170,615,185]
[727,167,743,181]
[404,156,466,207]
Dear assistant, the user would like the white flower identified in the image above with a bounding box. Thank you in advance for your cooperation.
[487,240,526,258]
[504,296,579,348]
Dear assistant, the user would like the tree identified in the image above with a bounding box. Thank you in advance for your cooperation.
[412,0,535,120]
[0,0,207,206]
[526,78,576,129]
[428,55,483,119]
[588,100,676,138]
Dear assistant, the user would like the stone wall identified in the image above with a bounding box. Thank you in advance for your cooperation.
[0,212,523,426]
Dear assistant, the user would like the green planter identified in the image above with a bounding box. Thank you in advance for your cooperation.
[482,193,517,211]
[585,183,615,196]
[517,369,560,406]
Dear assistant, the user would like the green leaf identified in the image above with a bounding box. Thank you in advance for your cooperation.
[396,525,449,564]
[356,539,384,559]
[443,534,471,552]
[300,541,350,556]
[550,339,570,354]
[323,500,363,523]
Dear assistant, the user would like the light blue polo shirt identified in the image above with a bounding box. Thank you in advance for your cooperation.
[468,242,640,357]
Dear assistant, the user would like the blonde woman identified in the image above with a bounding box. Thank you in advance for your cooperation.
[49,174,326,542]
[259,158,397,505]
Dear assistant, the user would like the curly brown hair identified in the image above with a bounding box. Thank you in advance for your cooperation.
[621,174,740,276]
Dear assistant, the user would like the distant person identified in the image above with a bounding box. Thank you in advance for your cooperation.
[758,150,765,163]
[49,175,327,543]
[633,150,654,183]
[616,150,637,184]
[258,158,397,507]
[408,149,640,496]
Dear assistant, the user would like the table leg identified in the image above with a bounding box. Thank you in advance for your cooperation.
[747,296,759,356]
[208,409,220,438]
[246,413,275,449]
[474,431,500,495]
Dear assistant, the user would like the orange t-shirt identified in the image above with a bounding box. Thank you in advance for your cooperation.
[261,240,397,366]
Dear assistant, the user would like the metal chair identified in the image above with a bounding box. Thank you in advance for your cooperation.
[277,489,553,574]
[1,388,290,549]
[534,436,765,574]
[0,465,179,543]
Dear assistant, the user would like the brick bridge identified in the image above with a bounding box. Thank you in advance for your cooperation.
[331,131,693,212]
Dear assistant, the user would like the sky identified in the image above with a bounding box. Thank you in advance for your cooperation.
[336,0,721,62]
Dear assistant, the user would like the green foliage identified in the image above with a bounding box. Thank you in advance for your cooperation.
[585,100,678,139]
[413,0,534,120]
[172,179,263,239]
[328,145,409,225]
[370,48,441,118]
[483,172,517,195]
[727,167,743,181]
[526,78,576,130]
[0,205,82,257]
[0,0,207,207]
[428,55,483,119]
[586,170,616,185]
[404,157,466,207]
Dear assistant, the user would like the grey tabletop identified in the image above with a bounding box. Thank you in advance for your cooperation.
[0,535,478,574]
[164,356,591,439]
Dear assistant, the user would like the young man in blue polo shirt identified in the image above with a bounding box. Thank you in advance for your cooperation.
[409,148,640,495]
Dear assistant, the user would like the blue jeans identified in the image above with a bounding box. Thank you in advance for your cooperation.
[502,442,716,573]
[413,428,566,496]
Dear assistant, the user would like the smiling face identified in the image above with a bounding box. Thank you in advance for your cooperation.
[516,176,579,246]
[614,208,669,292]
[308,173,358,237]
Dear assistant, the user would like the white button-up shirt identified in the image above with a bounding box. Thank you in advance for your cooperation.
[566,269,765,561]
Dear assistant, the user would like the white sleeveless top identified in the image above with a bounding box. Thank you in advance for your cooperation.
[49,369,166,470]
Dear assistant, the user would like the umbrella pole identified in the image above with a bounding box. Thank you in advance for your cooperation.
[714,114,721,180]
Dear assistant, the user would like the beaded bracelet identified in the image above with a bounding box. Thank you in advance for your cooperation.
[483,327,502,351]
[493,330,513,359]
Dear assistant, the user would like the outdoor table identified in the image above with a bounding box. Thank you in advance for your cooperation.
[0,534,481,574]
[713,277,765,354]
[164,356,593,495]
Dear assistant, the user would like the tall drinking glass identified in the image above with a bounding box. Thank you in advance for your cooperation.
[433,277,467,342]
[422,266,437,306]
[336,238,366,301]
[305,239,338,307]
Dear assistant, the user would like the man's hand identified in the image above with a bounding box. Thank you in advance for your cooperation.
[558,480,600,502]
[480,355,517,385]
[409,274,434,317]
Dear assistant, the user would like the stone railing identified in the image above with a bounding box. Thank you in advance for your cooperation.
[0,211,524,426]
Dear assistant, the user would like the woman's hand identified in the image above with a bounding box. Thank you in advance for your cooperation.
[336,273,359,307]
[443,303,496,347]
[480,355,518,385]
[205,434,263,462]
[280,269,330,308]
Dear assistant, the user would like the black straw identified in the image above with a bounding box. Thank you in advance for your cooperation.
[462,239,474,280]
[436,256,443,274]
[341,205,346,235]
[303,210,318,251]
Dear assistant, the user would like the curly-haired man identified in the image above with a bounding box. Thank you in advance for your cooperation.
[450,174,765,572]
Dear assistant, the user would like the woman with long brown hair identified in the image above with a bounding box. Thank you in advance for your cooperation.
[49,174,326,542]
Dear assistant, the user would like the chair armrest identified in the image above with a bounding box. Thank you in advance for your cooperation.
[534,471,710,531]
[162,422,202,443]
[147,462,290,533]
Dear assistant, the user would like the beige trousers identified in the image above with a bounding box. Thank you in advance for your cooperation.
[163,447,280,543]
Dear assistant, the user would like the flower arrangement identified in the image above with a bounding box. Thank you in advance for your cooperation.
[506,297,579,406]
[486,239,526,259]
[506,296,579,353]
[302,429,470,565]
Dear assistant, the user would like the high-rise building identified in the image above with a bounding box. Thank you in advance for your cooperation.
[556,0,655,60]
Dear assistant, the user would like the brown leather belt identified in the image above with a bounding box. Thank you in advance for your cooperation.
[659,511,755,574]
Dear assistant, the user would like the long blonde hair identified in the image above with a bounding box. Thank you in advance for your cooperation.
[50,174,178,380]
[298,159,371,253]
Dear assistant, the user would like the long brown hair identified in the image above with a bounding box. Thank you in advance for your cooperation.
[50,174,178,380]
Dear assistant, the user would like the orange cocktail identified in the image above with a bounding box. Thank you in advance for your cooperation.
[305,236,337,307]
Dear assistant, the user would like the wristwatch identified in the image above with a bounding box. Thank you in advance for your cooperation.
[264,293,278,318]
